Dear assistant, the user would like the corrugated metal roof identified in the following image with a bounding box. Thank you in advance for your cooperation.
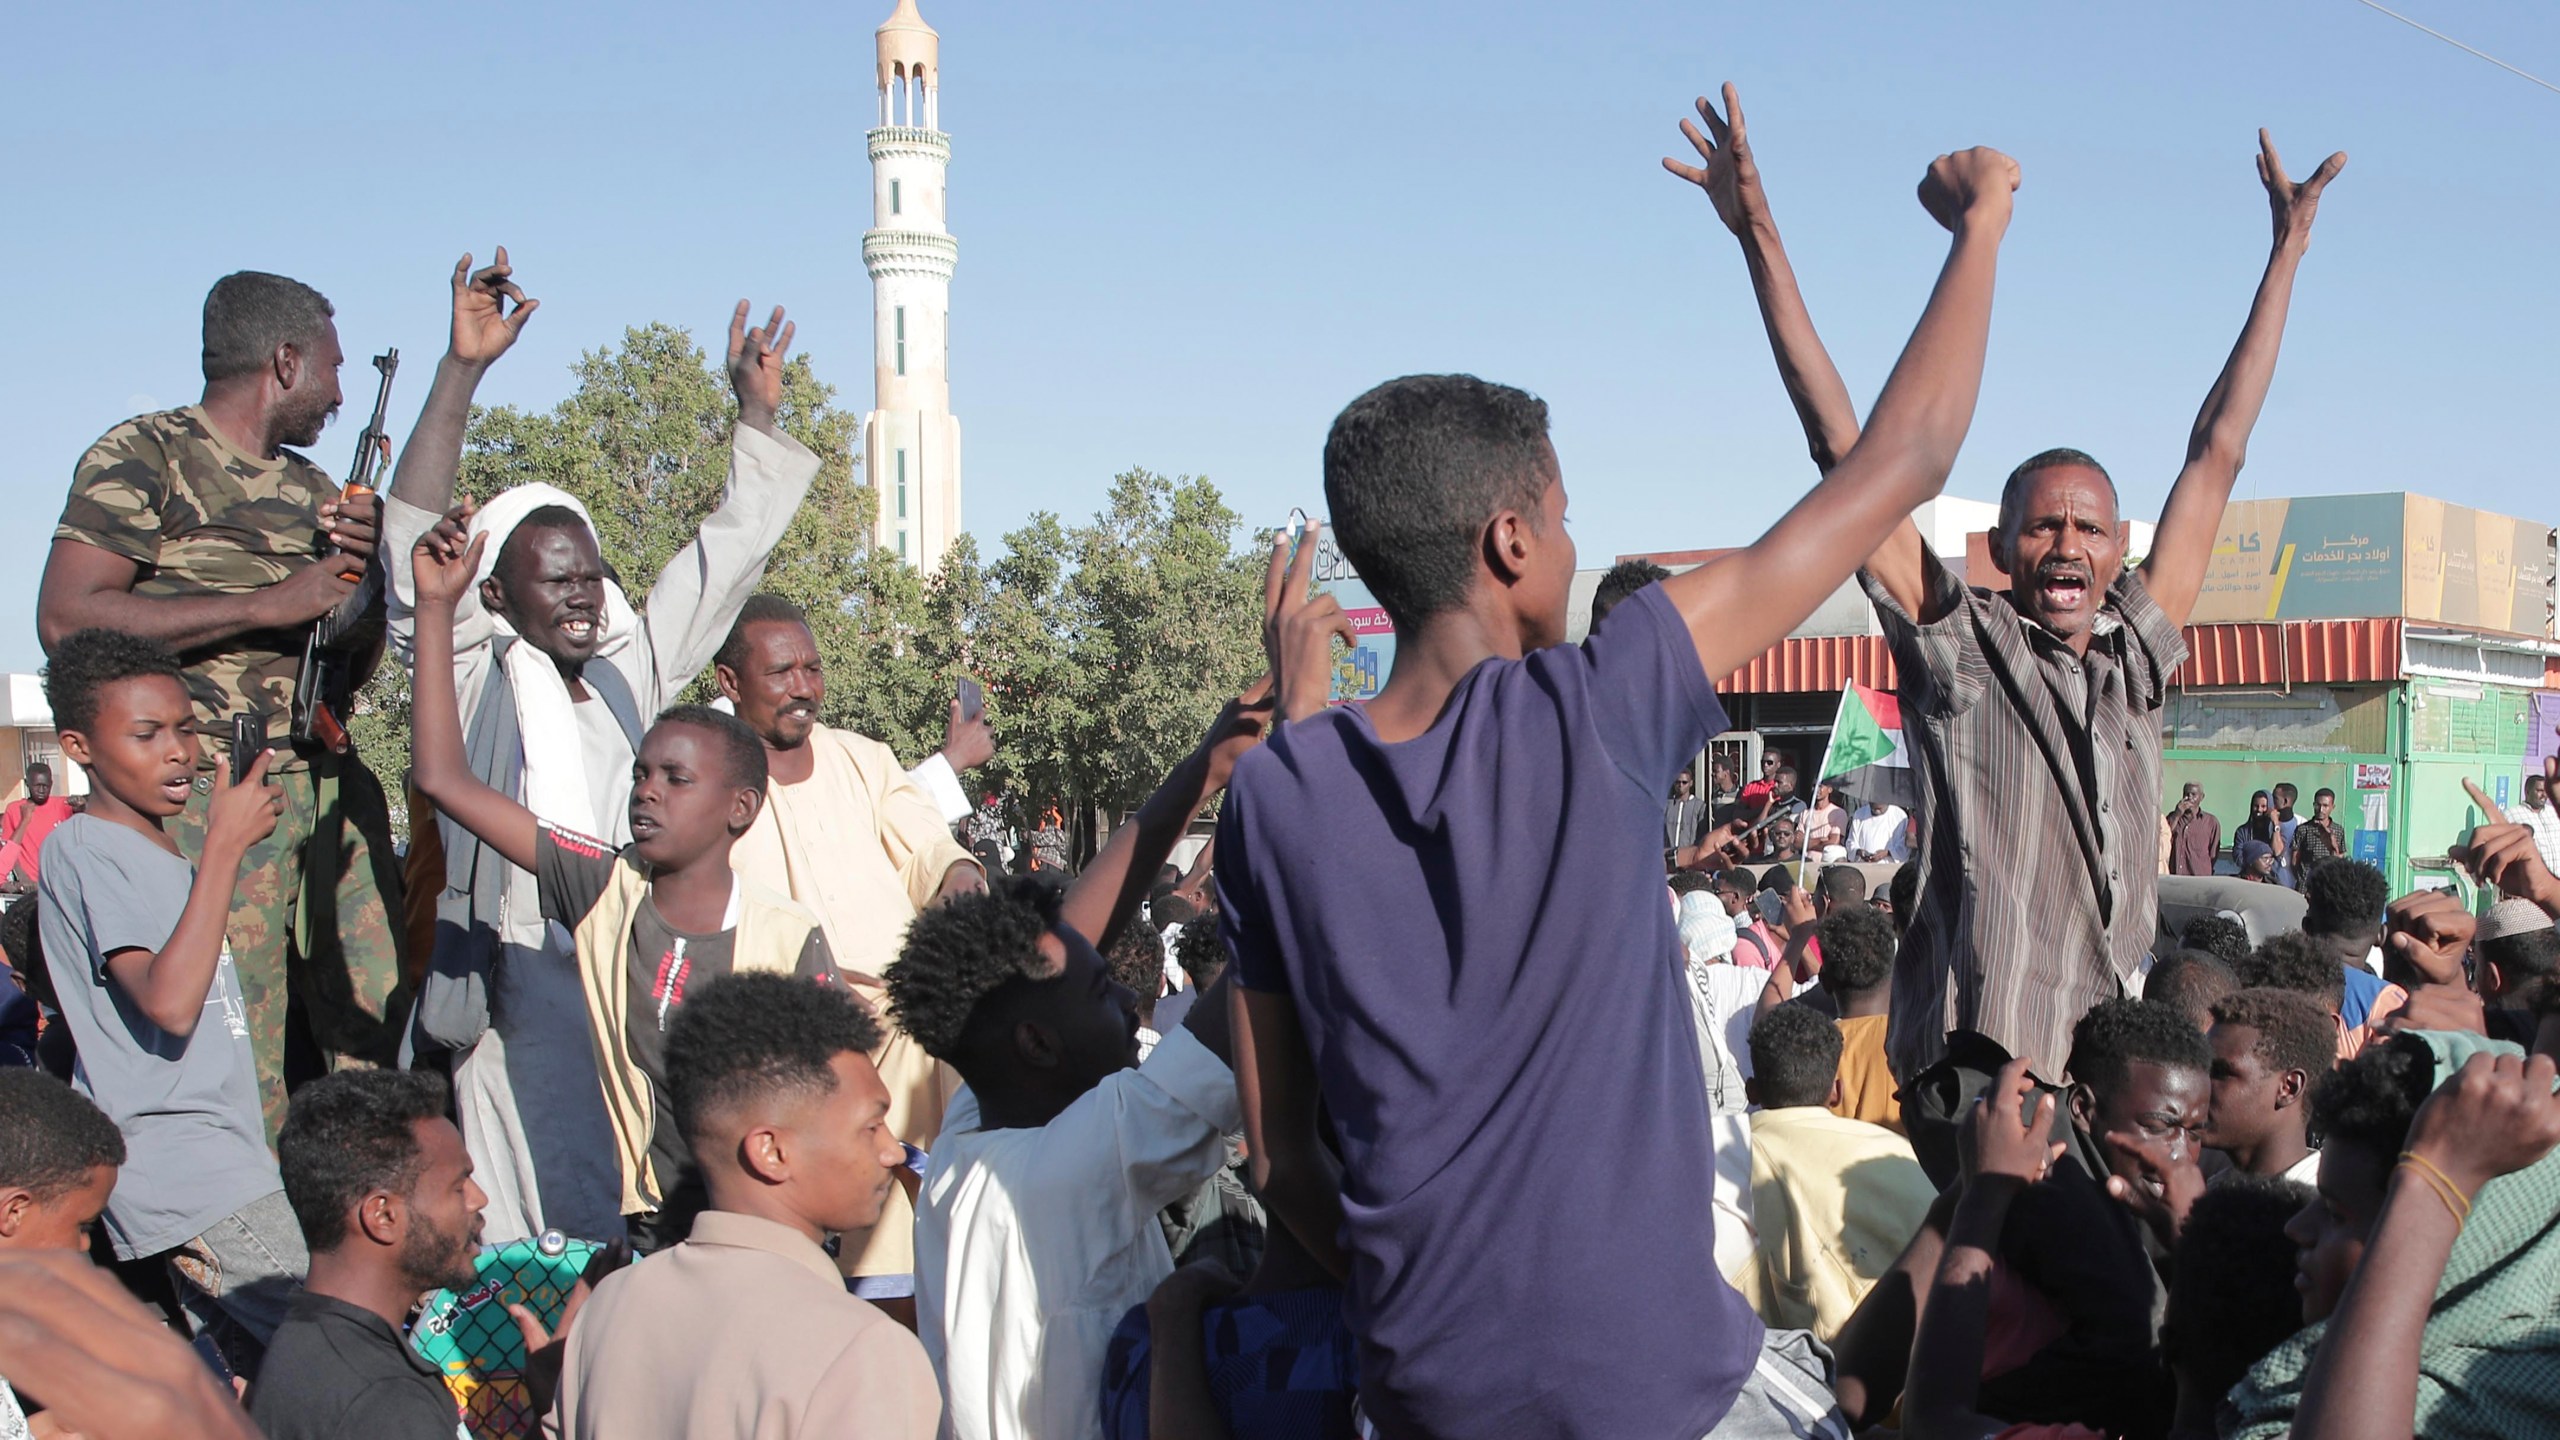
[2173,619,2402,687]
[1713,618,2415,694]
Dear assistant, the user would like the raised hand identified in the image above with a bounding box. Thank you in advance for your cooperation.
[941,694,995,772]
[1917,147,2022,234]
[2257,130,2346,255]
[1661,82,1766,236]
[449,248,538,368]
[1962,1059,2067,1185]
[1262,520,1356,723]
[205,748,284,856]
[2403,1050,2560,1198]
[727,301,796,435]
[1198,675,1278,796]
[2385,888,2477,988]
[412,525,488,612]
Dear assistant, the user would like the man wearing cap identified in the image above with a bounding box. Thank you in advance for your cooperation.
[382,260,821,1244]
[2476,897,2560,1044]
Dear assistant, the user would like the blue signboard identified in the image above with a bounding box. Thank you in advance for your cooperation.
[1310,528,1395,705]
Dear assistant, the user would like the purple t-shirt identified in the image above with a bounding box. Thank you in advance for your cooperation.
[1216,585,1764,1439]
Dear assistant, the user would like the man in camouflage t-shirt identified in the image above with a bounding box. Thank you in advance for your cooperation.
[38,270,403,1138]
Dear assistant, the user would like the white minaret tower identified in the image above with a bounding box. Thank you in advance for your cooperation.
[862,0,961,570]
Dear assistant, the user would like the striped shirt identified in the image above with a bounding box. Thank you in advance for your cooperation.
[1862,556,2187,1078]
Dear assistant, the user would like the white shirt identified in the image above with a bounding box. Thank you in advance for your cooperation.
[2524,803,2560,877]
[1849,804,1911,861]
[2283,1148,2323,1188]
[914,1026,1240,1440]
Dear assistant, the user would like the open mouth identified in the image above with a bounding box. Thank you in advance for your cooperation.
[557,615,600,645]
[161,774,194,805]
[2035,571,2090,611]
[630,813,662,841]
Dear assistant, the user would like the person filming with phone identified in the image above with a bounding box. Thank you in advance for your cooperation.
[712,592,988,1326]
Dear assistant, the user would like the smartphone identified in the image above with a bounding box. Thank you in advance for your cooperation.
[957,676,984,724]
[230,712,266,786]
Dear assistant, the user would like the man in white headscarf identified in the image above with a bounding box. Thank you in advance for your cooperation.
[1675,887,1760,1278]
[381,271,820,1243]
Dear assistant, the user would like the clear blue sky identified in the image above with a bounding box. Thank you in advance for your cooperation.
[4,1,2555,676]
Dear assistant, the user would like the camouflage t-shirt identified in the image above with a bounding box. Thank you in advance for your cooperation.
[56,407,339,733]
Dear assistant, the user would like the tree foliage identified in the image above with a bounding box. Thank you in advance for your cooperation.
[350,323,1264,845]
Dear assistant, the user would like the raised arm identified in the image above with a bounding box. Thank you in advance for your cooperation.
[627,302,821,706]
[1057,679,1275,953]
[2289,1051,2560,1440]
[1660,146,2018,677]
[408,524,541,874]
[2141,133,2345,626]
[89,755,281,1036]
[1662,84,1863,474]
[387,250,538,520]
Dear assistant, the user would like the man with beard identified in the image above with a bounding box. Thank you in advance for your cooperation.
[38,270,408,1138]
[1675,82,2346,1075]
[714,593,983,1318]
[384,257,821,1247]
[255,1070,487,1440]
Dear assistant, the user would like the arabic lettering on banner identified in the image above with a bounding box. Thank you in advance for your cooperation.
[1312,527,1396,704]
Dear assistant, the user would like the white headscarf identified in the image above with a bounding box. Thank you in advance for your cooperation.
[466,484,643,944]
[1678,891,1739,968]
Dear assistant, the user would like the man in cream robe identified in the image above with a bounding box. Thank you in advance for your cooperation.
[715,594,981,1308]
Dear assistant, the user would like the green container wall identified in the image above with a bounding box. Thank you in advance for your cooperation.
[2163,679,2545,895]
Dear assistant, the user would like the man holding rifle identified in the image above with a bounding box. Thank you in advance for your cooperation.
[38,270,410,1137]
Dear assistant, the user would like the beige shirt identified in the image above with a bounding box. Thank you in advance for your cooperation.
[547,1210,940,1440]
[729,724,976,1279]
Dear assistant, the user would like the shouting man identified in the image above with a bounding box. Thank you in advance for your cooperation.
[1678,84,2345,1075]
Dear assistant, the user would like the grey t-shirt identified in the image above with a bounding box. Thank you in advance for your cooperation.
[37,815,280,1259]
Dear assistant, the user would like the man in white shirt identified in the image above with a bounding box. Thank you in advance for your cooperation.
[1849,798,1911,863]
[385,276,820,1244]
[887,685,1270,1440]
[2522,771,2560,877]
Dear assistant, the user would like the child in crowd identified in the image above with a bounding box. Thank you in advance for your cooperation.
[2236,932,2360,1060]
[36,628,306,1368]
[892,683,1272,1440]
[1223,140,2021,1439]
[2142,949,2237,1033]
[408,529,834,1252]
[0,1068,128,1435]
[1735,1004,1935,1341]
[2202,987,2332,1186]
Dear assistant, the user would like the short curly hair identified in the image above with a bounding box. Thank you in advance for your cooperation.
[1816,905,1895,996]
[1106,917,1165,1003]
[887,874,1065,1061]
[2068,997,2211,1096]
[665,972,879,1151]
[2235,932,2344,1012]
[2167,1173,2311,1400]
[1591,558,1671,630]
[714,593,810,677]
[2303,860,2387,940]
[1749,1003,1843,1109]
[278,1070,451,1253]
[2309,1036,2432,1159]
[42,628,185,738]
[2179,915,2253,969]
[0,1070,126,1201]
[0,898,50,1012]
[652,704,769,794]
[1667,870,1718,898]
[2209,987,2335,1088]
[1174,918,1228,992]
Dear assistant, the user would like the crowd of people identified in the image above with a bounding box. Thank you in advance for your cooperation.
[4,82,2560,1440]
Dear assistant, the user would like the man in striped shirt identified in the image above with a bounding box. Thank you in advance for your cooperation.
[1697,84,2346,1076]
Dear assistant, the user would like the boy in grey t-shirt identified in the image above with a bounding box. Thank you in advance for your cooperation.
[38,630,307,1365]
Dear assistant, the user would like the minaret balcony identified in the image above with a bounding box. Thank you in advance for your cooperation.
[862,228,960,281]
[867,126,951,163]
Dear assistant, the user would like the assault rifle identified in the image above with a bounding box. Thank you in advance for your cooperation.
[292,348,397,751]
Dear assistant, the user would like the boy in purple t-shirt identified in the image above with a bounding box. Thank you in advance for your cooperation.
[1217,126,2021,1439]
